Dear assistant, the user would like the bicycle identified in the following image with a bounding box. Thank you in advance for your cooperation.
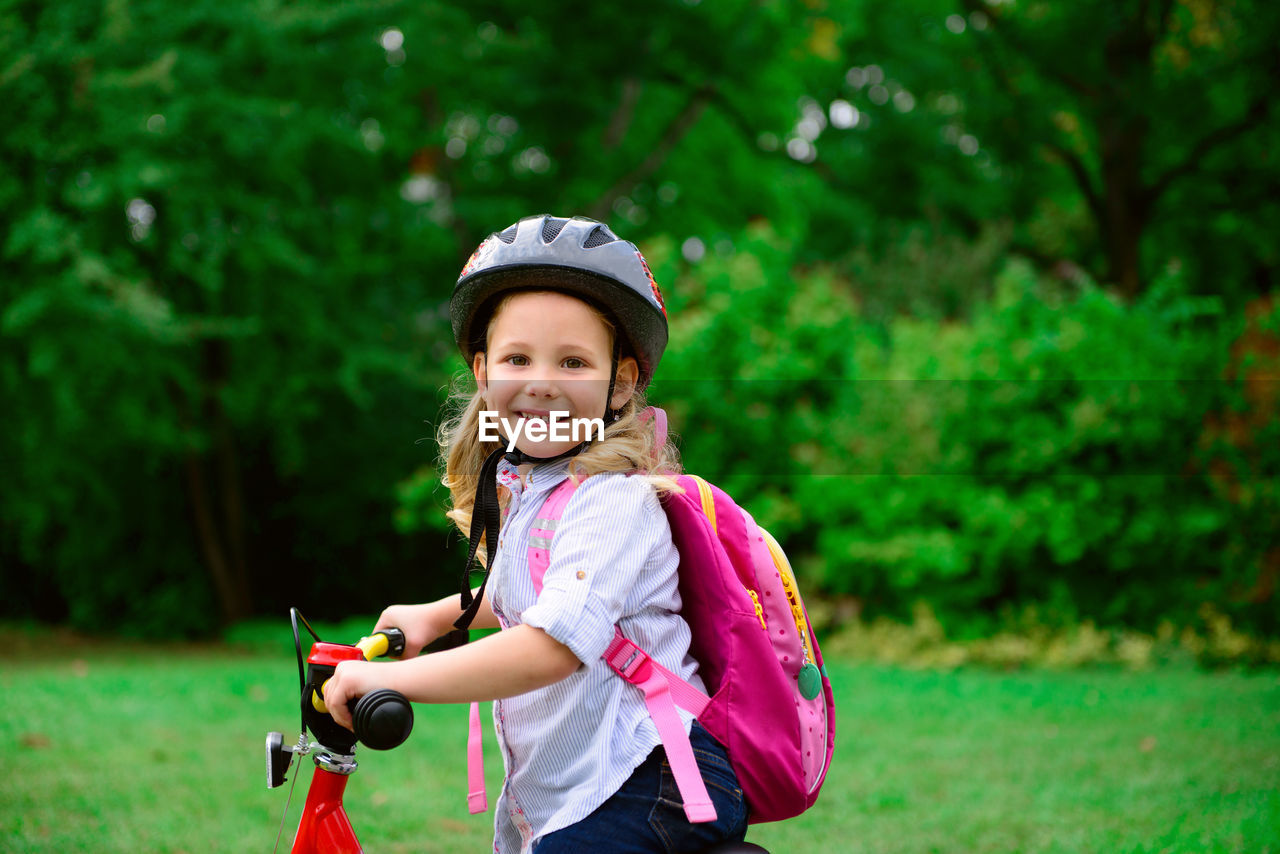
[265,608,769,853]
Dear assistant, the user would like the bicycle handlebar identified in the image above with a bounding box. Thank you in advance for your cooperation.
[294,625,415,754]
[267,622,415,792]
[310,628,406,714]
[359,627,408,660]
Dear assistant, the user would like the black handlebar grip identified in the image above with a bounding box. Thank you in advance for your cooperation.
[379,627,406,658]
[352,689,414,750]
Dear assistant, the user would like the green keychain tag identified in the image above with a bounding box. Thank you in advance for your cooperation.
[798,662,822,701]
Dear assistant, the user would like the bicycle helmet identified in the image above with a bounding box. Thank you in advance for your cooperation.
[451,214,668,389]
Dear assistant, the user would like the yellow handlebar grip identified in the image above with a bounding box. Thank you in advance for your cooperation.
[357,634,390,661]
[310,634,393,716]
[312,680,330,714]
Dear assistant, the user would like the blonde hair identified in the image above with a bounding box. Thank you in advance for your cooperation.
[438,291,682,561]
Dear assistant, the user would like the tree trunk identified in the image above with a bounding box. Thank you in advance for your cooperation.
[1097,18,1155,300]
[184,449,251,622]
[173,339,253,624]
[1099,133,1149,301]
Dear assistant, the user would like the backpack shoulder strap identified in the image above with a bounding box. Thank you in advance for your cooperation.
[604,627,716,823]
[466,475,578,817]
[638,405,668,450]
[528,467,718,824]
[528,476,579,594]
[466,700,487,814]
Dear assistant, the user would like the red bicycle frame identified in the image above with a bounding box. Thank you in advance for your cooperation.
[292,761,361,854]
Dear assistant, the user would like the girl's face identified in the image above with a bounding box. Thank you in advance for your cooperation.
[474,291,638,458]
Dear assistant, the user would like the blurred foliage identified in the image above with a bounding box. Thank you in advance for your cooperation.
[642,227,1277,638]
[819,601,1280,671]
[0,0,829,633]
[816,0,1280,301]
[2,0,1276,640]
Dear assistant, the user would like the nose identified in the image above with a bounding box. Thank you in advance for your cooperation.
[522,374,559,399]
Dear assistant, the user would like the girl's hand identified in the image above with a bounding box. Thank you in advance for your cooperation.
[374,603,444,659]
[373,590,496,657]
[325,659,380,732]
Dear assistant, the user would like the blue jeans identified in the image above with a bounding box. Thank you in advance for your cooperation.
[532,722,749,854]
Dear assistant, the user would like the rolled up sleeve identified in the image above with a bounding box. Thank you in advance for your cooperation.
[521,475,669,666]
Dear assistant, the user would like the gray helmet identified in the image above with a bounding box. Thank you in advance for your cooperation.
[451,215,669,388]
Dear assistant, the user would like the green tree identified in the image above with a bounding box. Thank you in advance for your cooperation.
[2,1,459,629]
[0,0,836,631]
[811,0,1280,301]
[969,0,1279,298]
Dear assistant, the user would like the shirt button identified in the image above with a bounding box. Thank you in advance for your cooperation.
[576,571,586,580]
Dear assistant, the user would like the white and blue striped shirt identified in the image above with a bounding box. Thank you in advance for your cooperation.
[487,458,705,853]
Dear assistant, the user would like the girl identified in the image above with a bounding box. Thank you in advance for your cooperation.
[322,215,750,853]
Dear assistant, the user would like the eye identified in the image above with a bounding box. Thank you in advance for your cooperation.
[505,354,529,367]
[562,357,588,369]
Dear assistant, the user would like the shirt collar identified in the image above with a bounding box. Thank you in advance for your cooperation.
[497,457,573,497]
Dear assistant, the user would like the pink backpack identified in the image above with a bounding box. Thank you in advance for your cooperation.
[467,408,835,824]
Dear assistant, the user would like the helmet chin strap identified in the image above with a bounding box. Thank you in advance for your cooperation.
[604,333,622,423]
[454,337,623,631]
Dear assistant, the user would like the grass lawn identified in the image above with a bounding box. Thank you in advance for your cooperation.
[1,624,1278,853]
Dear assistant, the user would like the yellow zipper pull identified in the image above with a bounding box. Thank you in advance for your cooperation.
[747,589,767,631]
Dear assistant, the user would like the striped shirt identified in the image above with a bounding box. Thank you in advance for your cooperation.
[487,458,705,854]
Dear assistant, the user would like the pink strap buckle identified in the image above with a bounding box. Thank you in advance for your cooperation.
[605,636,653,682]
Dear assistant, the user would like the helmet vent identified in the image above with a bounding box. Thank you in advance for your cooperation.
[582,225,616,248]
[541,217,568,244]
[496,224,519,244]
